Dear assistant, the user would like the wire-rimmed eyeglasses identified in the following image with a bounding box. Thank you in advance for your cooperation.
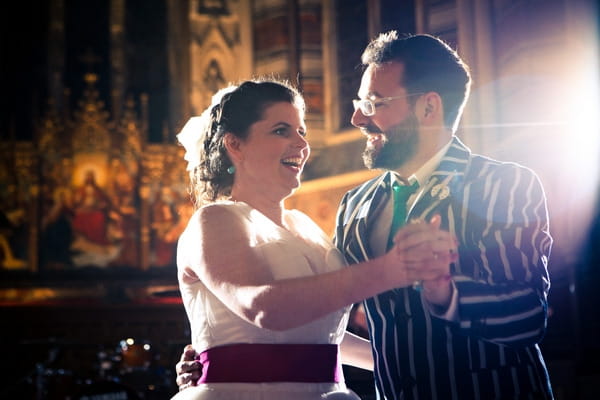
[352,93,424,117]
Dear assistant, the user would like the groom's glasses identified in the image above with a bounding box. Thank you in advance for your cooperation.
[352,93,424,116]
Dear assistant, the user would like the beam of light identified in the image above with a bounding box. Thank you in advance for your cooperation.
[552,16,599,258]
[461,121,570,129]
[559,22,600,247]
[462,16,599,263]
[562,54,600,192]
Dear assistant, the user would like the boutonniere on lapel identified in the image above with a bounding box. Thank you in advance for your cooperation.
[430,180,451,201]
[410,171,457,221]
[429,171,456,203]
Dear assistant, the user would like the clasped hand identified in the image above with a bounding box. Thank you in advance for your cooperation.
[385,215,458,306]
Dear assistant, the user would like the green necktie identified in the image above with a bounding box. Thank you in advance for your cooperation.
[386,179,419,250]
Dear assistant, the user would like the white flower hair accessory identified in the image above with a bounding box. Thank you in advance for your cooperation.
[177,116,205,171]
[176,85,238,171]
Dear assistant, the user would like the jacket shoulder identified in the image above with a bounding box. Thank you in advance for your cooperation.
[466,153,542,184]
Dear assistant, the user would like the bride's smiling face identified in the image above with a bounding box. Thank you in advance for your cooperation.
[227,101,310,199]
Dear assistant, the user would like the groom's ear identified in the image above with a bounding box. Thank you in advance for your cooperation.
[417,92,443,124]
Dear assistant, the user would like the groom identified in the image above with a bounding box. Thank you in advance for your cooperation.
[333,31,553,399]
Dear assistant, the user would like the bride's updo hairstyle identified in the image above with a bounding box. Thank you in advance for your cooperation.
[177,78,305,208]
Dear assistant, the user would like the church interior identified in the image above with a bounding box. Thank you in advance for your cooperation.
[1,0,599,398]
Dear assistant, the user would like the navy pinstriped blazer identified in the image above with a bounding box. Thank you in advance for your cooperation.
[334,136,553,400]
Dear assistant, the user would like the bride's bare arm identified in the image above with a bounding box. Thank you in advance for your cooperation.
[180,206,456,331]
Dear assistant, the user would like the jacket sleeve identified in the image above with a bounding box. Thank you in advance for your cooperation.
[452,161,553,348]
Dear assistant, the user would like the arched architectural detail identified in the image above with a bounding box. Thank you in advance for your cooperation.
[189,0,252,114]
[190,29,237,113]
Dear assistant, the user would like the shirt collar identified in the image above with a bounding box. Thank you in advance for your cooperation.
[392,138,453,187]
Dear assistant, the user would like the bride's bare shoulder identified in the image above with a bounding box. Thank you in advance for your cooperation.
[197,202,238,218]
[186,202,245,232]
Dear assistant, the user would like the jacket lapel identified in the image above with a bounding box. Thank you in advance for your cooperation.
[409,136,471,225]
[342,172,391,262]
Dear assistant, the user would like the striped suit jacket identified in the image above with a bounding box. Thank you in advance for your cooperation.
[334,136,553,400]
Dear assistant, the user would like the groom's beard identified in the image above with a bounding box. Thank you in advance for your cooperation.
[362,113,420,171]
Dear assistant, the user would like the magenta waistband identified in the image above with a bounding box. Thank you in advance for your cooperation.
[196,343,342,383]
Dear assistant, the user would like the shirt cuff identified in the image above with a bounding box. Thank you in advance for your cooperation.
[425,279,459,322]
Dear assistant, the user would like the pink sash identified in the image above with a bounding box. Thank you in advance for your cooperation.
[196,343,343,383]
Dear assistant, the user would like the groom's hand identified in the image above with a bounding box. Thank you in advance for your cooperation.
[175,344,200,391]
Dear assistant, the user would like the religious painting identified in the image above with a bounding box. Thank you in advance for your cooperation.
[0,73,191,275]
[40,153,141,269]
